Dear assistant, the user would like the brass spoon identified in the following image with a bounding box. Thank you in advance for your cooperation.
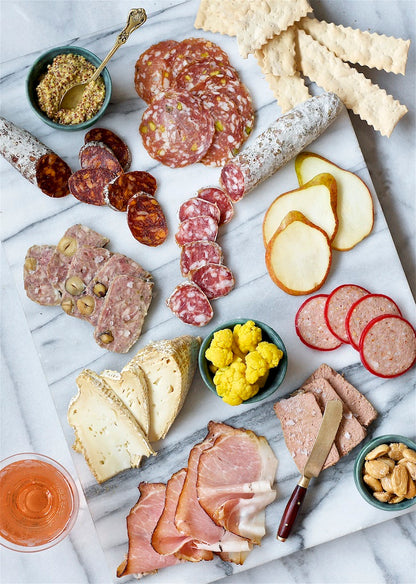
[59,8,147,110]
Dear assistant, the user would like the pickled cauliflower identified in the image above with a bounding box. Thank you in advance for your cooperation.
[205,320,284,405]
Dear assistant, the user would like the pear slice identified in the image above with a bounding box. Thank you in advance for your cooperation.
[265,211,332,295]
[295,152,374,251]
[263,173,338,247]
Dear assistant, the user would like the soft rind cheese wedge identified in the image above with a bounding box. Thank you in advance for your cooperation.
[68,369,155,483]
[128,336,201,442]
[101,364,150,437]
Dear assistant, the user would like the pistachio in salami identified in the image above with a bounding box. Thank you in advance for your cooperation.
[220,92,343,201]
[127,192,168,246]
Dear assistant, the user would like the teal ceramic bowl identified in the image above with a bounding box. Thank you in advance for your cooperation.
[198,318,288,404]
[354,434,416,511]
[26,46,112,131]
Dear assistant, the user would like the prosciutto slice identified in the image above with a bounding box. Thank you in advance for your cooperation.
[152,469,211,562]
[197,424,278,544]
[117,483,179,578]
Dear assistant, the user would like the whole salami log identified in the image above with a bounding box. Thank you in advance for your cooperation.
[175,215,219,246]
[180,240,223,277]
[178,197,220,223]
[84,128,131,171]
[190,263,235,299]
[94,274,153,353]
[197,187,234,225]
[127,193,168,246]
[79,141,124,175]
[0,116,71,195]
[220,92,343,202]
[104,171,157,211]
[24,245,61,306]
[166,281,213,327]
[69,168,117,206]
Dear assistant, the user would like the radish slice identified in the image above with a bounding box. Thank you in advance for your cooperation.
[360,315,416,378]
[295,294,343,351]
[324,284,370,343]
[346,293,402,350]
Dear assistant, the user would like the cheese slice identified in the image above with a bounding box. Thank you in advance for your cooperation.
[68,369,155,483]
[100,364,150,436]
[128,336,201,442]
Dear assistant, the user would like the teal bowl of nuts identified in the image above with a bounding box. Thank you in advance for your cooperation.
[198,318,287,406]
[26,46,112,131]
[354,434,416,511]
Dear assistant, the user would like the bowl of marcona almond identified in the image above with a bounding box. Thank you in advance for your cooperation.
[354,435,416,510]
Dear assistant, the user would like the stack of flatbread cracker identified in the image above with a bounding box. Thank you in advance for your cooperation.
[195,0,410,137]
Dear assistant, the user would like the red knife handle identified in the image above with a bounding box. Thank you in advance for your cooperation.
[277,483,308,541]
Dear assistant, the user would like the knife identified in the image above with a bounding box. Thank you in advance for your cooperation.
[277,399,343,542]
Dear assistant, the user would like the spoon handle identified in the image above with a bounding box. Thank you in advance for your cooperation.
[90,8,147,82]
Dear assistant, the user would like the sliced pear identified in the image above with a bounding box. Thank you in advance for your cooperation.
[265,211,332,295]
[263,173,338,247]
[295,152,374,251]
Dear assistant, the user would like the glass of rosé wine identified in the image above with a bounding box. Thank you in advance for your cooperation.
[0,453,79,552]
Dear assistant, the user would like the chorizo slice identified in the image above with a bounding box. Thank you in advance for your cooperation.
[166,281,213,327]
[127,192,168,247]
[35,153,71,198]
[68,168,117,206]
[104,171,157,211]
[180,240,223,277]
[175,215,219,247]
[79,141,124,175]
[84,127,131,171]
[295,294,343,351]
[190,263,235,299]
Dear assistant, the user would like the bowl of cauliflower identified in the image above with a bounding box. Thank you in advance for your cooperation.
[199,319,287,406]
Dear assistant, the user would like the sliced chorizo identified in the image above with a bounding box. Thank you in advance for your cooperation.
[104,171,157,211]
[68,168,116,206]
[84,128,131,171]
[127,192,168,247]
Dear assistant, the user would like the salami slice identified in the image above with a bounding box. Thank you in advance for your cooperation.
[178,197,220,223]
[295,294,343,351]
[127,192,168,247]
[346,293,402,350]
[220,92,343,202]
[190,263,235,299]
[175,215,219,246]
[34,152,71,198]
[84,128,131,171]
[197,187,234,225]
[174,59,239,94]
[134,40,179,103]
[104,171,157,211]
[324,284,370,343]
[94,274,153,353]
[68,168,116,206]
[79,141,124,175]
[360,315,416,378]
[24,245,61,306]
[199,90,246,167]
[166,281,213,327]
[180,240,223,277]
[140,90,215,168]
[169,38,230,78]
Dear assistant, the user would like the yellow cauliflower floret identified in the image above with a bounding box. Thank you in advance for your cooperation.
[256,341,283,368]
[205,328,234,368]
[245,350,269,384]
[213,358,259,405]
[233,320,263,354]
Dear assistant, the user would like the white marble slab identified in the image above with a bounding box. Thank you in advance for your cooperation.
[1,1,415,583]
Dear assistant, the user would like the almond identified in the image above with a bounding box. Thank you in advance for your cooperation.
[405,476,416,500]
[365,444,390,460]
[363,474,382,492]
[373,491,391,503]
[402,447,416,464]
[388,443,407,461]
[364,459,391,479]
[391,464,409,496]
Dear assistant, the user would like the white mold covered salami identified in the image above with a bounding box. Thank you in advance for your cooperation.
[220,92,343,201]
[166,281,213,327]
[295,294,343,351]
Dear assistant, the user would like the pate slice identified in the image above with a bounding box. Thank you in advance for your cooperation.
[128,336,201,442]
[68,369,154,483]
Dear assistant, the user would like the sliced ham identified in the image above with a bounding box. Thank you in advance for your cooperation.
[196,423,277,544]
[117,483,180,578]
[152,469,211,562]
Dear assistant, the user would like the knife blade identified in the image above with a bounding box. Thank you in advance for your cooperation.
[277,399,343,542]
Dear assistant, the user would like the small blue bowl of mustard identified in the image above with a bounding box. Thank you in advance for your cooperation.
[26,45,112,131]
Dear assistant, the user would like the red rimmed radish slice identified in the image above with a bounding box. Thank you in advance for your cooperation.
[324,284,370,343]
[360,315,416,378]
[346,293,402,350]
[295,294,343,351]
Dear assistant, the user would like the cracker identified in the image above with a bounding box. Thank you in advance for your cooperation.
[237,0,312,58]
[296,29,408,137]
[255,26,297,76]
[264,72,311,113]
[298,17,410,75]
[194,0,250,36]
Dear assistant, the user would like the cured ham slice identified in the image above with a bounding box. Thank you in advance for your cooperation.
[117,483,179,578]
[152,469,211,562]
[197,423,277,544]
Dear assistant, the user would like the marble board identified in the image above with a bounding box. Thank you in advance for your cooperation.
[1,0,415,582]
